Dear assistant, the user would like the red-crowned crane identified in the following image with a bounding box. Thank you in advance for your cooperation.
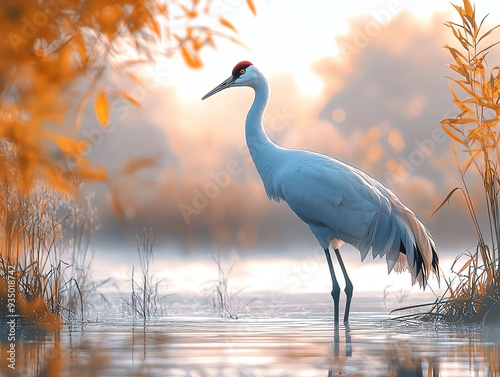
[202,61,439,323]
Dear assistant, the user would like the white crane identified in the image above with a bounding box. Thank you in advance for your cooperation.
[202,61,439,323]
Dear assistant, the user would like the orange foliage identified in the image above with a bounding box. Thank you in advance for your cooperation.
[0,0,255,328]
[0,0,255,195]
[95,90,110,126]
[435,0,500,323]
[0,0,255,234]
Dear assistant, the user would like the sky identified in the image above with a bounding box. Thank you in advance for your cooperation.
[82,1,500,293]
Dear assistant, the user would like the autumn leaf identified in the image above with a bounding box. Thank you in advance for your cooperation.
[461,149,481,175]
[95,90,110,126]
[219,17,238,33]
[121,156,157,175]
[80,162,107,181]
[448,117,478,125]
[180,44,203,68]
[441,123,465,144]
[116,90,142,107]
[463,0,474,18]
[246,0,257,16]
[477,23,500,45]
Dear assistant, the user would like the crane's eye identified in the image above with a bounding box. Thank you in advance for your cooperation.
[240,68,246,75]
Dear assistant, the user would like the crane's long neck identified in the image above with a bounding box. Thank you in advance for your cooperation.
[245,74,284,199]
[245,76,274,152]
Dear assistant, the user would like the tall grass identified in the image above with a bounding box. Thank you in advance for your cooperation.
[206,254,239,319]
[126,227,166,320]
[0,163,97,326]
[203,254,257,319]
[432,0,500,323]
[64,191,99,321]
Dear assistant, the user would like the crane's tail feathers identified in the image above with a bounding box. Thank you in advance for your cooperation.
[394,241,440,288]
[393,208,440,288]
[362,205,440,289]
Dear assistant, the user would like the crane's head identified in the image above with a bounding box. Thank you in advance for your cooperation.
[202,61,255,100]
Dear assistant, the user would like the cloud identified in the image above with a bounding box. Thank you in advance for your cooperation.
[88,10,493,257]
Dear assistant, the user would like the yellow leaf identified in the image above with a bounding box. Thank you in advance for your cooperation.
[121,156,157,175]
[444,44,466,61]
[442,123,465,144]
[117,90,142,107]
[180,44,203,69]
[452,4,466,18]
[448,81,460,102]
[452,117,478,125]
[463,0,473,18]
[477,24,500,45]
[454,79,481,100]
[95,91,109,126]
[144,6,161,37]
[461,149,481,175]
[449,141,461,172]
[219,17,238,33]
[441,120,461,132]
[80,166,107,181]
[246,0,257,16]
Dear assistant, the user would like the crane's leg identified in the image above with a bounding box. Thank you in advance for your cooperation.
[324,248,340,323]
[334,248,353,323]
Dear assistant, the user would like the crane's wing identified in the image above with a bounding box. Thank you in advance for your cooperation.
[276,152,439,288]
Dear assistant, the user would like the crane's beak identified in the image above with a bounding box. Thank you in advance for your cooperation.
[202,75,237,100]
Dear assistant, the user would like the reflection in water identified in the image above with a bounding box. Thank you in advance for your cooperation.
[329,324,437,377]
[329,325,352,377]
[1,294,500,376]
[332,323,352,358]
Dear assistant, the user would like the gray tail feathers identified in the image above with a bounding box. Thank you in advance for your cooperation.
[359,204,440,288]
[396,238,439,288]
[391,205,440,288]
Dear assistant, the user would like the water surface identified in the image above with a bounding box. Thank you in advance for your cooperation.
[1,293,499,376]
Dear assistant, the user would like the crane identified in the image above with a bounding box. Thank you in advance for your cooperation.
[202,61,439,323]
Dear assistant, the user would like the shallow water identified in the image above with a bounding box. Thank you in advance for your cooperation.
[1,293,499,376]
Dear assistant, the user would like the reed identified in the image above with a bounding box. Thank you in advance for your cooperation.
[202,254,258,319]
[0,162,97,327]
[126,227,166,320]
[429,0,500,323]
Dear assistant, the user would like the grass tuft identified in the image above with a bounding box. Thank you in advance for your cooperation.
[0,169,97,328]
[202,253,258,319]
[125,227,167,320]
[401,0,500,324]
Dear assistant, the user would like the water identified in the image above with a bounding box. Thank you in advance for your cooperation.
[1,293,499,376]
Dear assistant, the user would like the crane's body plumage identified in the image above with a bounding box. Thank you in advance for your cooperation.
[203,61,439,323]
